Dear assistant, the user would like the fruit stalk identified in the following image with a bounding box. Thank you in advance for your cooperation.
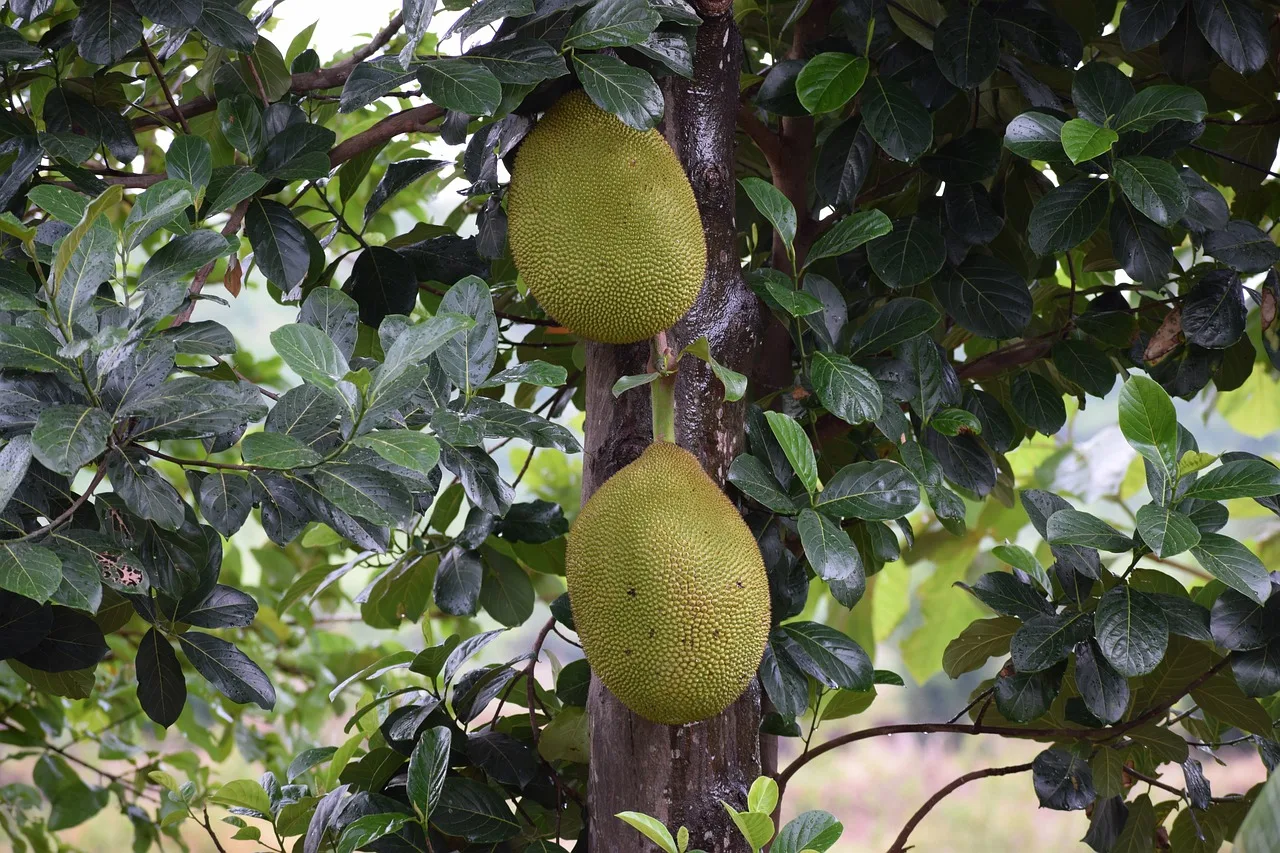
[651,331,677,443]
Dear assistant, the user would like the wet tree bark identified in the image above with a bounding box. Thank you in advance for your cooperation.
[583,11,763,852]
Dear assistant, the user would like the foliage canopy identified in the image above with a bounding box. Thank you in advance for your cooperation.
[2,0,1280,850]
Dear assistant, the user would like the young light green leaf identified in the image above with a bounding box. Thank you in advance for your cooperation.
[1060,118,1117,164]
[616,812,679,853]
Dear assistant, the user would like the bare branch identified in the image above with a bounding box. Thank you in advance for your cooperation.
[329,104,444,167]
[886,763,1034,853]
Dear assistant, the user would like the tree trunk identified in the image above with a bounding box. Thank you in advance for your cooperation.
[583,11,763,852]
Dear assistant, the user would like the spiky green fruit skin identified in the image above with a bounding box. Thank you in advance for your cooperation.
[566,443,770,725]
[506,91,707,345]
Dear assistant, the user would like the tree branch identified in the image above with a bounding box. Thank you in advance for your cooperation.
[737,104,784,167]
[777,657,1230,794]
[329,105,444,167]
[142,39,191,135]
[954,334,1057,381]
[132,13,405,131]
[172,198,250,327]
[16,465,108,542]
[886,763,1033,853]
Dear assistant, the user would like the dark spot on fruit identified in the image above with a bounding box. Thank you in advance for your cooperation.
[713,629,720,638]
[735,580,744,589]
[627,587,637,597]
[649,628,656,638]
[624,649,632,656]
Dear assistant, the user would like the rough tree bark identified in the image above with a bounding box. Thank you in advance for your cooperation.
[583,10,764,852]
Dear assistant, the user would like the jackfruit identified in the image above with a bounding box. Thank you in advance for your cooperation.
[566,442,770,725]
[506,91,707,345]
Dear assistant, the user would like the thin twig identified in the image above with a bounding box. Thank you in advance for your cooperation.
[886,764,1033,853]
[172,199,250,327]
[16,466,108,541]
[419,283,560,327]
[142,40,191,134]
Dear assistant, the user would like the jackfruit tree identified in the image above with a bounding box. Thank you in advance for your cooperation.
[5,0,1280,850]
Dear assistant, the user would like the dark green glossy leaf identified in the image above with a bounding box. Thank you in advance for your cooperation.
[136,627,186,727]
[572,53,663,131]
[933,256,1032,339]
[1136,503,1200,557]
[1094,585,1168,677]
[1027,178,1110,256]
[866,216,945,289]
[933,5,999,88]
[1113,156,1189,226]
[861,77,932,162]
[1010,372,1066,436]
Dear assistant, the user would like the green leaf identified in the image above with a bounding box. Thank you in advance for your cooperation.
[815,460,920,520]
[1180,459,1280,501]
[933,255,1032,339]
[210,779,271,814]
[848,297,940,356]
[1010,612,1081,672]
[1191,533,1271,604]
[942,616,1019,678]
[0,325,68,375]
[1190,670,1275,737]
[1135,503,1200,558]
[795,53,869,114]
[178,632,275,709]
[1027,178,1110,255]
[797,509,865,605]
[136,630,186,727]
[612,372,660,396]
[866,216,946,289]
[572,52,663,131]
[31,404,112,476]
[241,432,322,469]
[616,813,679,853]
[72,0,142,64]
[1010,372,1066,436]
[764,411,818,495]
[810,352,882,426]
[310,464,412,527]
[352,432,441,475]
[740,177,797,250]
[28,185,88,223]
[680,336,747,402]
[270,323,350,390]
[564,0,660,49]
[1045,509,1133,552]
[337,814,412,853]
[1113,156,1189,226]
[1118,375,1179,484]
[1004,111,1066,160]
[728,454,800,513]
[0,435,32,515]
[861,77,932,162]
[773,810,844,853]
[418,59,502,115]
[929,407,981,437]
[779,621,873,690]
[122,180,194,250]
[33,754,108,830]
[138,231,236,288]
[166,135,213,195]
[805,209,892,265]
[1060,118,1118,164]
[0,542,63,601]
[408,726,451,821]
[1051,340,1116,397]
[932,5,1000,88]
[245,199,312,292]
[763,278,824,316]
[723,804,774,852]
[991,544,1052,592]
[432,777,520,842]
[1236,760,1280,852]
[218,95,265,156]
[1095,585,1168,677]
[51,184,122,291]
[375,311,474,397]
[1113,85,1208,132]
[747,776,779,816]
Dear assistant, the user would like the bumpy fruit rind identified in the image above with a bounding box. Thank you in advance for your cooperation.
[566,443,770,725]
[507,91,707,345]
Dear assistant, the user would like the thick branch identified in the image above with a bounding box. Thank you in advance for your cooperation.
[955,335,1056,381]
[329,105,444,167]
[887,764,1033,853]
